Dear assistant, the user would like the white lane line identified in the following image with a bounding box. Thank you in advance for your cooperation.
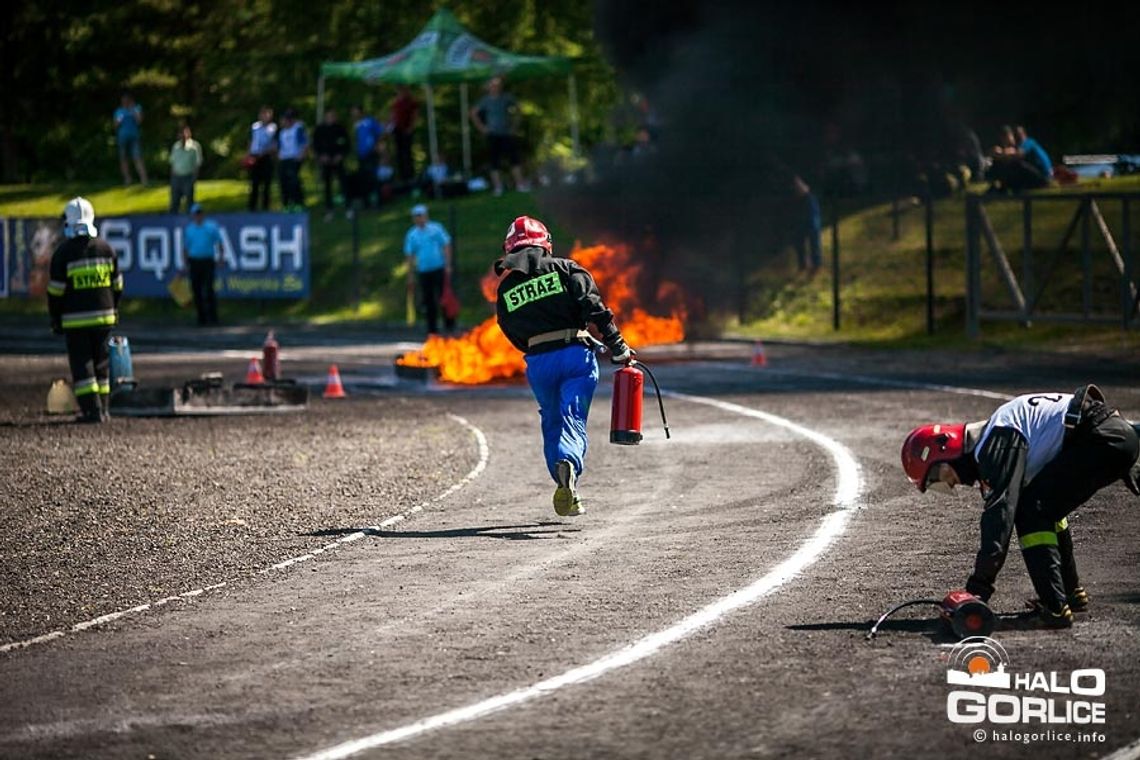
[1101,736,1140,760]
[0,414,489,656]
[295,392,863,760]
[713,363,1014,401]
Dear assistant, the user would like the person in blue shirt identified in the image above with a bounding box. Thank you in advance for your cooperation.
[987,124,1052,193]
[182,203,224,326]
[1015,125,1053,181]
[403,204,454,335]
[351,105,385,209]
[277,108,309,212]
[113,92,148,186]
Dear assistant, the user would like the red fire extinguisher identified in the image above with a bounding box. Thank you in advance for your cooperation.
[940,590,996,639]
[262,330,280,382]
[610,359,671,445]
[866,590,995,640]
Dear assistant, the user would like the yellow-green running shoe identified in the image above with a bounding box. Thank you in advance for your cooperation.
[553,460,585,517]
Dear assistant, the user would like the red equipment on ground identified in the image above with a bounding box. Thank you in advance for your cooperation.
[866,590,996,640]
[940,590,996,639]
[262,331,280,381]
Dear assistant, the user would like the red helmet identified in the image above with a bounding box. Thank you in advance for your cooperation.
[503,216,552,254]
[901,423,966,492]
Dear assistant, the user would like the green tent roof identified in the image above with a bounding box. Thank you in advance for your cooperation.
[320,9,571,85]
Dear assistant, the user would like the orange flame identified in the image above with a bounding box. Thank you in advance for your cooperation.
[397,242,685,384]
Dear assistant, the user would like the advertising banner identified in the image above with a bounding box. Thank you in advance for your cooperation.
[3,212,309,300]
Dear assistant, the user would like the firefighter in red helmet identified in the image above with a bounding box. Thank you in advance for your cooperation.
[494,215,634,517]
[902,386,1140,628]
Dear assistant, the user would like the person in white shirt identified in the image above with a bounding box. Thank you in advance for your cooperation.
[276,108,309,212]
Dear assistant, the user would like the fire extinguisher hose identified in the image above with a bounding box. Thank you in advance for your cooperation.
[865,598,941,640]
[631,360,671,440]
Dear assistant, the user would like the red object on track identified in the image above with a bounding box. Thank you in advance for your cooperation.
[941,590,995,639]
[245,357,264,385]
[262,331,280,381]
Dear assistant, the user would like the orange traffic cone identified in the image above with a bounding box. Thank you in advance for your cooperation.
[323,364,347,398]
[751,341,768,367]
[245,357,265,384]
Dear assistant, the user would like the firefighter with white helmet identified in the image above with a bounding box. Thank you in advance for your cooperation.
[47,197,123,423]
[901,386,1140,628]
[494,215,634,517]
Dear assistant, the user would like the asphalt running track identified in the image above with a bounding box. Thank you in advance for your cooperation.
[2,347,1139,760]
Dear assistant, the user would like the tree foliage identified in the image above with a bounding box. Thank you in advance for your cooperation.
[1,1,619,182]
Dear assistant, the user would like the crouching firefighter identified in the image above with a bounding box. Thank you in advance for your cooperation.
[494,216,634,517]
[902,387,1140,628]
[47,197,123,423]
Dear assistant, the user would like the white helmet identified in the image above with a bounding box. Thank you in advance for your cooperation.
[63,197,97,238]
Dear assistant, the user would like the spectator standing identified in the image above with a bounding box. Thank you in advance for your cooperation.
[791,176,823,274]
[168,124,203,214]
[351,105,385,209]
[403,204,454,336]
[470,77,529,196]
[182,203,223,326]
[390,85,419,185]
[313,107,349,219]
[114,92,148,186]
[277,108,309,212]
[248,106,277,210]
[47,197,123,423]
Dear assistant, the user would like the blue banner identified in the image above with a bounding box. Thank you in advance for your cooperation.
[2,212,309,299]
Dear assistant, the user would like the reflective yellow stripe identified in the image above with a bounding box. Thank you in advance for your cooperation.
[1055,517,1068,532]
[61,310,117,329]
[97,380,111,394]
[74,378,98,397]
[1020,531,1059,549]
[47,280,67,296]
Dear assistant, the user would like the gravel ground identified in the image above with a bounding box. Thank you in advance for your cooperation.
[2,335,1139,759]
[0,353,477,645]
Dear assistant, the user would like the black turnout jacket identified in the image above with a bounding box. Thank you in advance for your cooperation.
[494,246,621,354]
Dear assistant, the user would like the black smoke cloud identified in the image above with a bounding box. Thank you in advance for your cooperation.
[540,1,1140,326]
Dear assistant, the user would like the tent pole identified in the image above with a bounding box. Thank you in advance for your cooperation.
[460,82,472,179]
[316,75,326,127]
[424,84,440,198]
[424,84,439,163]
[568,73,580,158]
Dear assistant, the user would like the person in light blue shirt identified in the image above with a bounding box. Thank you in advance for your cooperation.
[277,108,309,212]
[403,204,454,335]
[182,203,223,325]
[113,92,148,186]
[1015,125,1053,180]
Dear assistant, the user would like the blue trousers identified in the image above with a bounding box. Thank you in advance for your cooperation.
[524,345,599,482]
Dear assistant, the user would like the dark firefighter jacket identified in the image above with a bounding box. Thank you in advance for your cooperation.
[47,235,123,331]
[964,426,1028,601]
[494,246,622,354]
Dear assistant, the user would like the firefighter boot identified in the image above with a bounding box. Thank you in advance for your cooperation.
[1023,599,1075,629]
[553,460,584,518]
[76,393,103,424]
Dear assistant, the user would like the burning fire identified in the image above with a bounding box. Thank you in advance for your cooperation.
[397,242,686,384]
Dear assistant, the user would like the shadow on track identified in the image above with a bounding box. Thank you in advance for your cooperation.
[787,619,953,644]
[305,523,581,541]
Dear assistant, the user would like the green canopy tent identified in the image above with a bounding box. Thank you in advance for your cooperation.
[317,8,578,180]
